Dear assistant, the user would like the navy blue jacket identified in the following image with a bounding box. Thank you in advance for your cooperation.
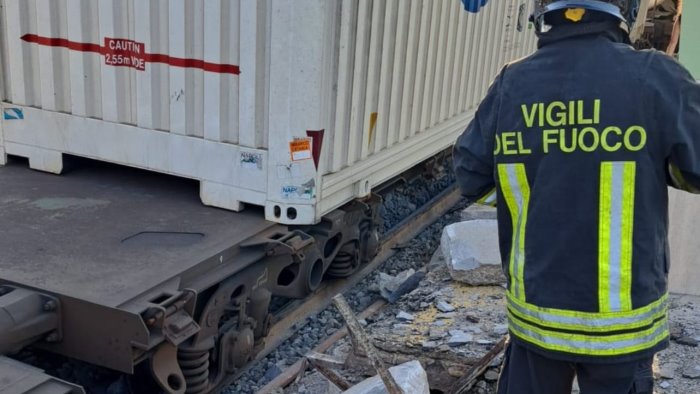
[454,21,700,363]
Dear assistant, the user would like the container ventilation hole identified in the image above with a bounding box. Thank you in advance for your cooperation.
[287,207,297,220]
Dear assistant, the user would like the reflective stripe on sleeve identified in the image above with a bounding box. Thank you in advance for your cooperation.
[498,163,531,301]
[598,162,636,312]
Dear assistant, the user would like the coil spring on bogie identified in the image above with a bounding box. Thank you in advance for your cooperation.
[327,243,359,278]
[177,349,210,394]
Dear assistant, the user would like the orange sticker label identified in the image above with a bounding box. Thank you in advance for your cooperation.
[290,138,312,161]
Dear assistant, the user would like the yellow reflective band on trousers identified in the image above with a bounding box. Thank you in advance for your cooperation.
[598,162,636,313]
[508,310,669,356]
[498,163,531,301]
[507,292,668,333]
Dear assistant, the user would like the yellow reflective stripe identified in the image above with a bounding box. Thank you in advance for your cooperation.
[498,165,519,297]
[507,291,667,320]
[620,163,636,311]
[507,295,667,332]
[515,166,530,301]
[508,311,669,356]
[498,163,530,301]
[476,188,497,206]
[598,163,612,312]
[598,162,636,313]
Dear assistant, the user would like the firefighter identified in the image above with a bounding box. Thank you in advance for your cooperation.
[453,0,700,393]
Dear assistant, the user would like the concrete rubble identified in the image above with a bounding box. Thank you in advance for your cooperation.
[283,204,700,394]
[460,203,497,221]
[395,312,415,322]
[440,220,505,286]
[377,270,416,300]
[682,365,700,379]
[341,360,430,394]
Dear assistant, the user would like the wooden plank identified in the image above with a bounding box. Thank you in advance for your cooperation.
[447,337,508,394]
[332,294,403,394]
[257,300,387,394]
[306,353,352,391]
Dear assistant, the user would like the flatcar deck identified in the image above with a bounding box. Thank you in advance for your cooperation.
[0,158,275,307]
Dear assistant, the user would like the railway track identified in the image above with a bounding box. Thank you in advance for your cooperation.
[216,184,463,393]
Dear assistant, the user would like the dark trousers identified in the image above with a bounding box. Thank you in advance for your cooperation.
[497,341,654,394]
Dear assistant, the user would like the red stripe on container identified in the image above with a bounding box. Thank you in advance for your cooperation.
[20,34,241,75]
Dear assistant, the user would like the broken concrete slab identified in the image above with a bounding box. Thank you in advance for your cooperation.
[436,300,456,313]
[396,311,415,322]
[429,327,447,340]
[683,365,700,379]
[440,220,505,286]
[484,369,500,382]
[461,203,497,221]
[675,336,699,347]
[342,360,430,394]
[377,269,416,300]
[300,371,343,394]
[447,331,473,347]
[422,341,439,350]
[658,363,679,379]
[492,324,509,336]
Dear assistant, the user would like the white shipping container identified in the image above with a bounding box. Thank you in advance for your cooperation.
[0,0,537,224]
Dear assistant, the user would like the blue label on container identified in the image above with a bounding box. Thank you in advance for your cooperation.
[3,108,24,120]
[462,0,489,13]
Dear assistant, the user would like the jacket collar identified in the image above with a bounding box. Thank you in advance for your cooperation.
[537,21,630,48]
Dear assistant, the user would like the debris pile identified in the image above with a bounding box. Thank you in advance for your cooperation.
[278,204,509,394]
[278,203,700,394]
[652,295,700,393]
